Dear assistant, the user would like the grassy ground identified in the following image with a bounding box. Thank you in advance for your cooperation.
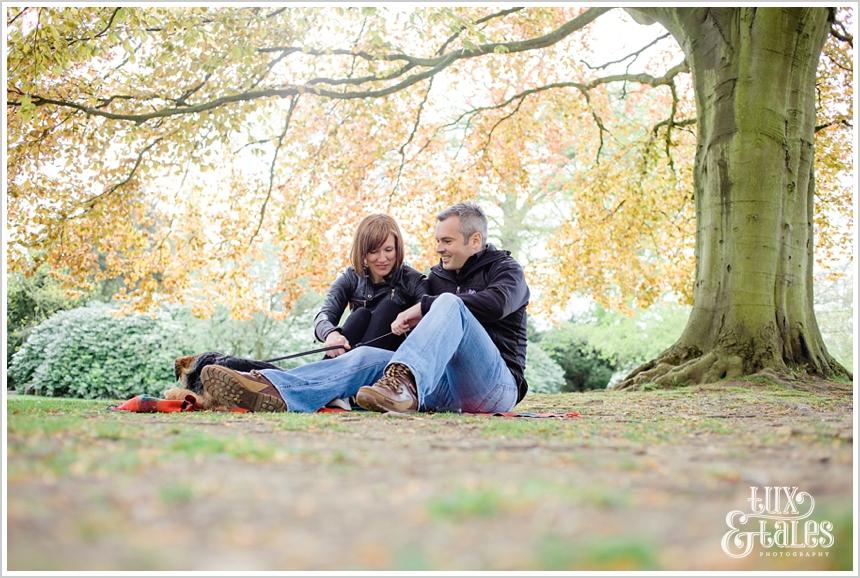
[5,377,854,571]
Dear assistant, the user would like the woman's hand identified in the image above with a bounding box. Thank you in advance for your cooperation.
[323,331,351,358]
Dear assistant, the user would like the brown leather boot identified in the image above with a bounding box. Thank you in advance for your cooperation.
[356,363,418,413]
[201,366,288,412]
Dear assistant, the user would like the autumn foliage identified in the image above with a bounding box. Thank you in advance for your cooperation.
[5,7,853,321]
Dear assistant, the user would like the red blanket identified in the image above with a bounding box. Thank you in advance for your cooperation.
[111,395,579,418]
[110,395,248,413]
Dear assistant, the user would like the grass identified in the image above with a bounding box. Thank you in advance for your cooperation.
[6,387,852,571]
[272,412,351,433]
[167,431,280,461]
[427,486,507,519]
[425,479,634,523]
[535,534,661,570]
[159,481,195,505]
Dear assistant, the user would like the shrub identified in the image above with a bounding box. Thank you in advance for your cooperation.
[6,269,89,388]
[540,335,617,392]
[524,343,566,394]
[9,303,194,399]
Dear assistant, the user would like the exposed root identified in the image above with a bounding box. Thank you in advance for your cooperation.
[615,349,744,390]
[616,344,851,391]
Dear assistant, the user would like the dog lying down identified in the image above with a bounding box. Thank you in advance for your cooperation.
[164,352,284,410]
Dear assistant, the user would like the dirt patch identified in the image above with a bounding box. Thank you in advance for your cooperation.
[6,381,854,570]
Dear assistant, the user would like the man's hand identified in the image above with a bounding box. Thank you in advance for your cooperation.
[323,331,351,358]
[392,303,423,335]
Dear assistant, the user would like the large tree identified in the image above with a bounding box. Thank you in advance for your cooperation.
[5,6,853,385]
[617,8,851,386]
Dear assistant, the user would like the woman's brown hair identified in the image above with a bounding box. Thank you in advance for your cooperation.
[350,214,404,276]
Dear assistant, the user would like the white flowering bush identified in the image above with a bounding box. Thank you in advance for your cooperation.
[9,303,192,399]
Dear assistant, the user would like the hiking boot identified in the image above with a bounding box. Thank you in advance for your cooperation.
[201,366,287,412]
[356,363,418,413]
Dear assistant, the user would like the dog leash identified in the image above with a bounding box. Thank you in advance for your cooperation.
[263,331,398,363]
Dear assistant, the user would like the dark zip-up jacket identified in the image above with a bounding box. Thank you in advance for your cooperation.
[419,244,530,403]
[314,265,428,342]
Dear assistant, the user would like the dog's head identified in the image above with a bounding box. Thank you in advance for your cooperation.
[174,351,225,394]
[174,354,198,389]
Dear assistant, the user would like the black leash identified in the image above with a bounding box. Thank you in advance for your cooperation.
[263,331,397,363]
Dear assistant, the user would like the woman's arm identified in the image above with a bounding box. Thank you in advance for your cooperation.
[313,268,357,342]
[404,266,429,304]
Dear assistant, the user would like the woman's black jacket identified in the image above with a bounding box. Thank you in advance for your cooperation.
[313,265,428,342]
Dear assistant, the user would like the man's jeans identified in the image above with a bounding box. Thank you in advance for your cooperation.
[261,293,518,413]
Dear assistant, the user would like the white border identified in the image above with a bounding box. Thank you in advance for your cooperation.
[2,2,857,576]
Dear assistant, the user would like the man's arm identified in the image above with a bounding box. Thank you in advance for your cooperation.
[420,260,529,323]
[458,261,529,322]
[391,303,423,335]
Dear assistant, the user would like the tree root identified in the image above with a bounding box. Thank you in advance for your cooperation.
[615,345,852,390]
[615,349,745,390]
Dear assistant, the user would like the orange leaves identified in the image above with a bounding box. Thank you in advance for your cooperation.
[813,11,854,278]
[5,6,852,324]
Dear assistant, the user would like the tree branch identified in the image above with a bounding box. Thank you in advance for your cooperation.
[580,32,670,70]
[250,95,300,246]
[443,60,688,130]
[815,118,852,133]
[435,7,525,55]
[347,16,370,78]
[653,117,696,132]
[7,7,29,26]
[391,77,434,197]
[830,22,853,47]
[67,7,121,47]
[580,89,609,163]
[175,71,214,105]
[481,95,528,154]
[824,48,851,72]
[17,7,611,125]
[77,135,165,214]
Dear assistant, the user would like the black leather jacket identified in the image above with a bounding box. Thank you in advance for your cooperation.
[314,265,428,342]
[419,245,530,403]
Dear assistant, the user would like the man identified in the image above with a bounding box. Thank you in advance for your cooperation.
[200,202,530,413]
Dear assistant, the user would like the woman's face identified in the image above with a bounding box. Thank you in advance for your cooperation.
[365,233,397,281]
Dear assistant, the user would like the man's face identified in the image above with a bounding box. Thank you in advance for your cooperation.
[435,216,482,271]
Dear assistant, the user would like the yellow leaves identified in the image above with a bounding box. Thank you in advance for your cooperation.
[5,6,851,325]
[813,18,853,278]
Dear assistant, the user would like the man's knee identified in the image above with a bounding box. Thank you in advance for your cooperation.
[432,292,464,311]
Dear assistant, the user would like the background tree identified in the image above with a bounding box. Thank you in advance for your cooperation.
[6,6,853,387]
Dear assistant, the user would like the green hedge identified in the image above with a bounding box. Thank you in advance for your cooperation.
[9,303,193,399]
[9,300,567,400]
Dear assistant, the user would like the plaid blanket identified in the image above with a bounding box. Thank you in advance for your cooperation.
[109,395,248,413]
[111,395,580,418]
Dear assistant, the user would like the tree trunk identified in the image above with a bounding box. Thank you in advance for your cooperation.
[618,8,850,388]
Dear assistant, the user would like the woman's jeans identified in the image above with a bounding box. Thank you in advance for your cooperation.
[261,293,518,413]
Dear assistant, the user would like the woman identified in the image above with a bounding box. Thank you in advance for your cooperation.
[168,214,426,405]
[315,213,427,357]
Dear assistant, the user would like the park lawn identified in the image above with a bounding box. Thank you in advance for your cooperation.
[5,377,854,571]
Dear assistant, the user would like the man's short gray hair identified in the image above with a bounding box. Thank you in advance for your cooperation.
[437,202,488,246]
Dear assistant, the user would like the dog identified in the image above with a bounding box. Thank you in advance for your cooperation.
[163,352,284,410]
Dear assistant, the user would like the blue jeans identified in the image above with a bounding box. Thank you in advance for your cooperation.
[390,293,517,413]
[262,293,518,413]
[261,347,393,413]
